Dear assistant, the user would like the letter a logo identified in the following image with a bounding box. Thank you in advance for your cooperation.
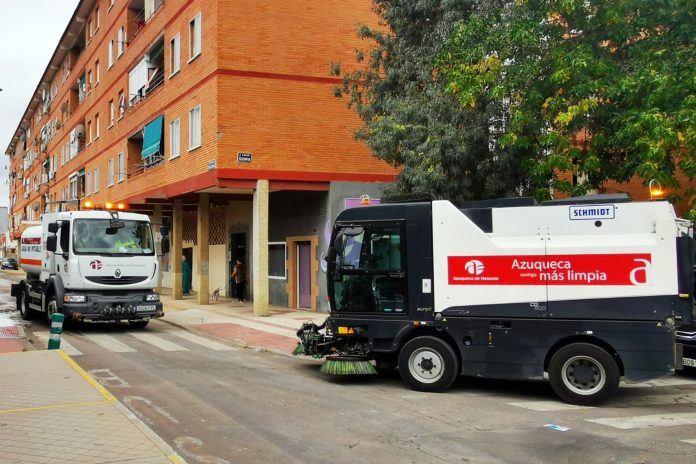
[629,258,651,285]
[464,260,485,276]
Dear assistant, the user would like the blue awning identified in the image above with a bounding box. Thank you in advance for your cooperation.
[141,115,164,159]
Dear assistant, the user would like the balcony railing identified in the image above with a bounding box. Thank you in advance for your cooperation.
[129,0,165,43]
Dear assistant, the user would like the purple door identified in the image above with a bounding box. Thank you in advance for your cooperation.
[297,243,311,309]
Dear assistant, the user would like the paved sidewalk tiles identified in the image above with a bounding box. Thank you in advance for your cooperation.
[0,350,184,464]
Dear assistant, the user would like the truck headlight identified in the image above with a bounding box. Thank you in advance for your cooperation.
[145,294,160,302]
[64,294,86,303]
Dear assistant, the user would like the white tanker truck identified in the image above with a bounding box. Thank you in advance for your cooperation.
[11,208,166,327]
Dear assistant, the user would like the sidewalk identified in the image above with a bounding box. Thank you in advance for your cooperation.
[0,350,183,464]
[158,290,327,355]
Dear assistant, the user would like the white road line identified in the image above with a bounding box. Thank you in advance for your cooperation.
[129,332,189,351]
[587,413,696,429]
[168,331,238,351]
[507,401,592,412]
[32,331,83,356]
[623,377,696,388]
[86,334,137,353]
[681,439,696,446]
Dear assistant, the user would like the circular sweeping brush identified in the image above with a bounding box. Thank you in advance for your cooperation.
[320,355,377,375]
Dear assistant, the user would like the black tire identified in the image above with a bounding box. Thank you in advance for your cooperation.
[398,336,459,392]
[46,296,59,324]
[548,343,620,406]
[18,288,35,321]
[129,320,149,329]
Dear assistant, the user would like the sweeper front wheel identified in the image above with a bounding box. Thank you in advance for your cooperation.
[398,336,458,392]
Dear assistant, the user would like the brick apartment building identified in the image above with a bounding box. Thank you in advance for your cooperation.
[4,0,397,313]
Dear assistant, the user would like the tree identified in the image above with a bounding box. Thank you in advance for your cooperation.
[333,0,529,205]
[438,0,696,210]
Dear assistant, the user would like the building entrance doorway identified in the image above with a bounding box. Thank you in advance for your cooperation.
[297,242,311,309]
[286,235,318,311]
[229,233,247,298]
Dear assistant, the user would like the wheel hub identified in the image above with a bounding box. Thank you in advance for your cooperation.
[408,348,444,384]
[562,355,605,395]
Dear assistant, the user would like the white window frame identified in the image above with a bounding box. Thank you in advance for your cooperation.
[94,167,100,192]
[109,99,115,126]
[117,27,125,57]
[108,159,114,186]
[108,40,114,68]
[170,33,181,77]
[268,242,287,280]
[188,13,202,61]
[117,152,125,182]
[169,117,181,159]
[86,171,92,196]
[95,113,100,139]
[95,59,100,84]
[188,105,201,150]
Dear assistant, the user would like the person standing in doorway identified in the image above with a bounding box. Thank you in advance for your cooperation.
[231,259,247,302]
[182,255,192,295]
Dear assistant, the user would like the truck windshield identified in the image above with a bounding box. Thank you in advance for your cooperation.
[330,224,406,313]
[72,219,155,256]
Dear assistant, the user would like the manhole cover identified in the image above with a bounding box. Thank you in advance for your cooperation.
[0,327,22,339]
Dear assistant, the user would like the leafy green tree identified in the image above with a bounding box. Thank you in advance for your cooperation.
[439,0,696,209]
[333,0,529,204]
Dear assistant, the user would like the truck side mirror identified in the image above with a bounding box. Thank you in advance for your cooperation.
[160,226,169,236]
[161,236,170,254]
[48,222,59,234]
[46,236,57,252]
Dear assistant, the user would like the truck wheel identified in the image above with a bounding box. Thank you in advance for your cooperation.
[548,343,620,406]
[19,288,35,321]
[46,297,59,324]
[129,320,149,329]
[398,336,459,392]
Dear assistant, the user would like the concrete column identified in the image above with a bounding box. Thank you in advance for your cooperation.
[197,193,210,305]
[252,179,269,316]
[172,199,183,300]
[152,204,163,294]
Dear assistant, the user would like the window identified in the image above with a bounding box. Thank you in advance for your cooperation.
[118,90,125,118]
[109,0,114,11]
[188,105,201,150]
[86,172,92,195]
[269,243,287,279]
[117,152,125,182]
[87,120,92,143]
[95,60,100,84]
[108,40,114,68]
[109,99,115,126]
[69,175,78,199]
[169,118,180,158]
[95,113,100,138]
[128,57,149,105]
[108,159,114,186]
[117,27,125,56]
[169,34,180,76]
[87,19,93,39]
[94,167,100,192]
[95,7,100,30]
[189,13,202,60]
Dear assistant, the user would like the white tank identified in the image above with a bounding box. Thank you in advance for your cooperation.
[19,226,43,278]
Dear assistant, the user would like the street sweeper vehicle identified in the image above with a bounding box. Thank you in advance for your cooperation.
[11,207,166,327]
[295,195,694,405]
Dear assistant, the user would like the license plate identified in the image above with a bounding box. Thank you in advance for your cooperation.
[136,305,156,312]
[683,357,696,368]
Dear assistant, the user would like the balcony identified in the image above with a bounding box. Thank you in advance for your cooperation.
[128,0,164,43]
[128,37,164,109]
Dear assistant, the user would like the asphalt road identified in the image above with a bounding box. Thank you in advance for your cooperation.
[3,272,696,463]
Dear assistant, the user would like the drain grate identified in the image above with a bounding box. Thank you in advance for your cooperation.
[0,327,22,339]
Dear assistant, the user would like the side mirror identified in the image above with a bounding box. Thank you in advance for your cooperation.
[48,222,59,234]
[159,225,169,236]
[46,235,57,252]
[161,236,170,254]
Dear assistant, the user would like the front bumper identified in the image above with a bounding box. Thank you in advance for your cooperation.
[62,293,164,322]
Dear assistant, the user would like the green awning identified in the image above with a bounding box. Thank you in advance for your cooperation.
[141,115,164,159]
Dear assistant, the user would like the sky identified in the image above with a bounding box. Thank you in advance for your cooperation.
[0,0,80,209]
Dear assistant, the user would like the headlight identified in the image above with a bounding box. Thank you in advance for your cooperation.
[64,294,86,303]
[145,294,160,302]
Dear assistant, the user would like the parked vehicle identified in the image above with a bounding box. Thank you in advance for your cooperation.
[11,206,168,328]
[1,258,18,270]
[296,195,694,405]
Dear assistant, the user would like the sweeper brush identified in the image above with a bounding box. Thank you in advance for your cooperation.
[319,355,377,375]
[291,343,305,356]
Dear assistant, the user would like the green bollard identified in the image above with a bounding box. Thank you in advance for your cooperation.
[48,313,64,350]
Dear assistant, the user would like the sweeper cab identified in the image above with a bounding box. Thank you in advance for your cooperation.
[295,195,694,405]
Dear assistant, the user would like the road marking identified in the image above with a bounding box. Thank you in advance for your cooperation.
[174,436,231,464]
[169,331,238,351]
[587,412,696,429]
[508,401,592,412]
[86,334,137,352]
[129,332,189,351]
[123,396,180,425]
[32,330,83,356]
[623,377,696,388]
[87,368,130,388]
[681,439,696,446]
[58,351,116,401]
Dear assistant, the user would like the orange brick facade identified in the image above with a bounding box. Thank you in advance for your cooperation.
[6,0,396,240]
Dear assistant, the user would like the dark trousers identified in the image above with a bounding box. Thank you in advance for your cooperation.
[235,280,246,302]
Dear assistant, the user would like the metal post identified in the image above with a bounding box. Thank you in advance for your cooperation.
[47,313,64,350]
